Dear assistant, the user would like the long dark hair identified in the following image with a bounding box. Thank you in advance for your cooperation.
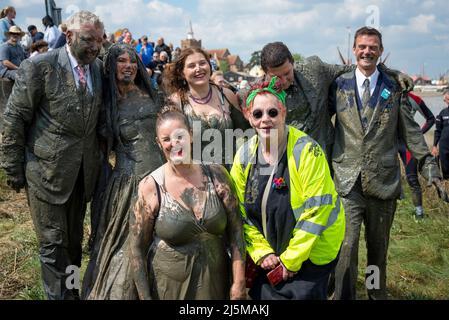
[162,47,212,104]
[103,43,159,155]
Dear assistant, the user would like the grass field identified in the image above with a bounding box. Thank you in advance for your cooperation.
[0,170,448,300]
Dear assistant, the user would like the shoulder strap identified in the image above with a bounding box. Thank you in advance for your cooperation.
[217,84,235,110]
[260,132,288,238]
[154,177,161,209]
[261,166,277,238]
[150,165,166,192]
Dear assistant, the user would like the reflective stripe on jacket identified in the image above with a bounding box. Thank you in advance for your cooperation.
[230,126,345,272]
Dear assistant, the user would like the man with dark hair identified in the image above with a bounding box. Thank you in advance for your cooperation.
[257,41,412,161]
[1,11,105,300]
[330,26,443,300]
[28,25,44,43]
[258,41,351,160]
[42,15,60,49]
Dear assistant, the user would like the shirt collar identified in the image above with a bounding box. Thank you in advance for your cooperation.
[65,44,89,71]
[355,66,379,88]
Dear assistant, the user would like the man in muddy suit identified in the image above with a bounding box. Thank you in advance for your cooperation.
[0,11,104,300]
[329,26,442,300]
[257,41,412,161]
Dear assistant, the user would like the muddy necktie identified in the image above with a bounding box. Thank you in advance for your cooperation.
[76,65,87,90]
[361,78,371,132]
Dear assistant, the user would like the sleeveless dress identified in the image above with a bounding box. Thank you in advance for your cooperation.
[83,92,163,299]
[181,88,234,167]
[148,165,231,299]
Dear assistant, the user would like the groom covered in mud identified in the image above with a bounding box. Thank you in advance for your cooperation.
[0,10,104,300]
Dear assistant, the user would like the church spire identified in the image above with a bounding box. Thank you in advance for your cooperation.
[187,20,194,40]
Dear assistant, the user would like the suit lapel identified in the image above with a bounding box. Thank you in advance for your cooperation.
[364,70,394,135]
[346,72,364,136]
[84,61,100,128]
[57,47,77,91]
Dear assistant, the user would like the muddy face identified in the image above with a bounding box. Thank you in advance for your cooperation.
[68,24,104,65]
[116,52,138,85]
[266,60,295,91]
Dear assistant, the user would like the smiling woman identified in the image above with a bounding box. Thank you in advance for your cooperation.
[163,47,248,168]
[230,77,345,300]
[82,43,163,300]
[129,106,246,300]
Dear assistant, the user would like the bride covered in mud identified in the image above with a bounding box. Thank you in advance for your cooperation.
[130,106,246,299]
[82,43,163,299]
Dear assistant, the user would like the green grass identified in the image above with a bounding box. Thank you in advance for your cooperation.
[356,177,449,299]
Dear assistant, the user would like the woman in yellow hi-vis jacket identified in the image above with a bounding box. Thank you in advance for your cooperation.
[230,77,345,300]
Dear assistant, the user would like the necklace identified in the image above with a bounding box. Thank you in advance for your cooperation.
[189,86,212,105]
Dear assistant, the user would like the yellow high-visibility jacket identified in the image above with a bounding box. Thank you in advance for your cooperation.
[230,126,345,272]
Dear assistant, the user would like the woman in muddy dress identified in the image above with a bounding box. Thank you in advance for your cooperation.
[82,43,163,299]
[163,47,249,169]
[130,107,246,299]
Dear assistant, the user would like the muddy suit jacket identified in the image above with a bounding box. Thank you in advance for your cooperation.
[286,56,352,160]
[0,47,102,204]
[330,68,439,200]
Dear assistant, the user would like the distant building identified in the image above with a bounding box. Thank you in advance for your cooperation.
[227,55,244,72]
[208,49,231,61]
[181,21,201,50]
[249,65,264,78]
[411,75,432,85]
[207,49,244,72]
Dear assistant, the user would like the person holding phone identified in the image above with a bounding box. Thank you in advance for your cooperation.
[230,77,345,300]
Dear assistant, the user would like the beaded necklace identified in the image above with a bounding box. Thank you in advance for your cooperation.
[189,85,212,105]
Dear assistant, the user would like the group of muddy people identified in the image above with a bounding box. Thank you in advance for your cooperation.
[1,9,449,301]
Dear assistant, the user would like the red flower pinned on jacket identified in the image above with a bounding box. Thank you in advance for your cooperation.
[272,177,287,190]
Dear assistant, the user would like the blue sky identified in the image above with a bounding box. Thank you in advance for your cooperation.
[9,0,449,78]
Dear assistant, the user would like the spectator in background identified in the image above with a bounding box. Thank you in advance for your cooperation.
[28,25,44,43]
[432,89,449,180]
[122,31,133,45]
[210,56,218,72]
[42,15,60,49]
[135,35,153,68]
[52,23,67,49]
[20,29,33,55]
[211,70,238,94]
[0,6,16,44]
[155,37,171,62]
[30,40,48,58]
[116,28,129,43]
[159,50,169,67]
[172,46,181,61]
[0,26,26,80]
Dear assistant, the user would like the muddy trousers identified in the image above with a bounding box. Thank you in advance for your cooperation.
[27,172,87,300]
[334,177,396,300]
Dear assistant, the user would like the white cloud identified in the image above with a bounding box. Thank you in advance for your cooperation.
[409,14,435,33]
[10,0,43,9]
[198,0,303,15]
[9,0,449,78]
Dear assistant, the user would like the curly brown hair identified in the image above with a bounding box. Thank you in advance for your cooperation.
[162,47,213,103]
